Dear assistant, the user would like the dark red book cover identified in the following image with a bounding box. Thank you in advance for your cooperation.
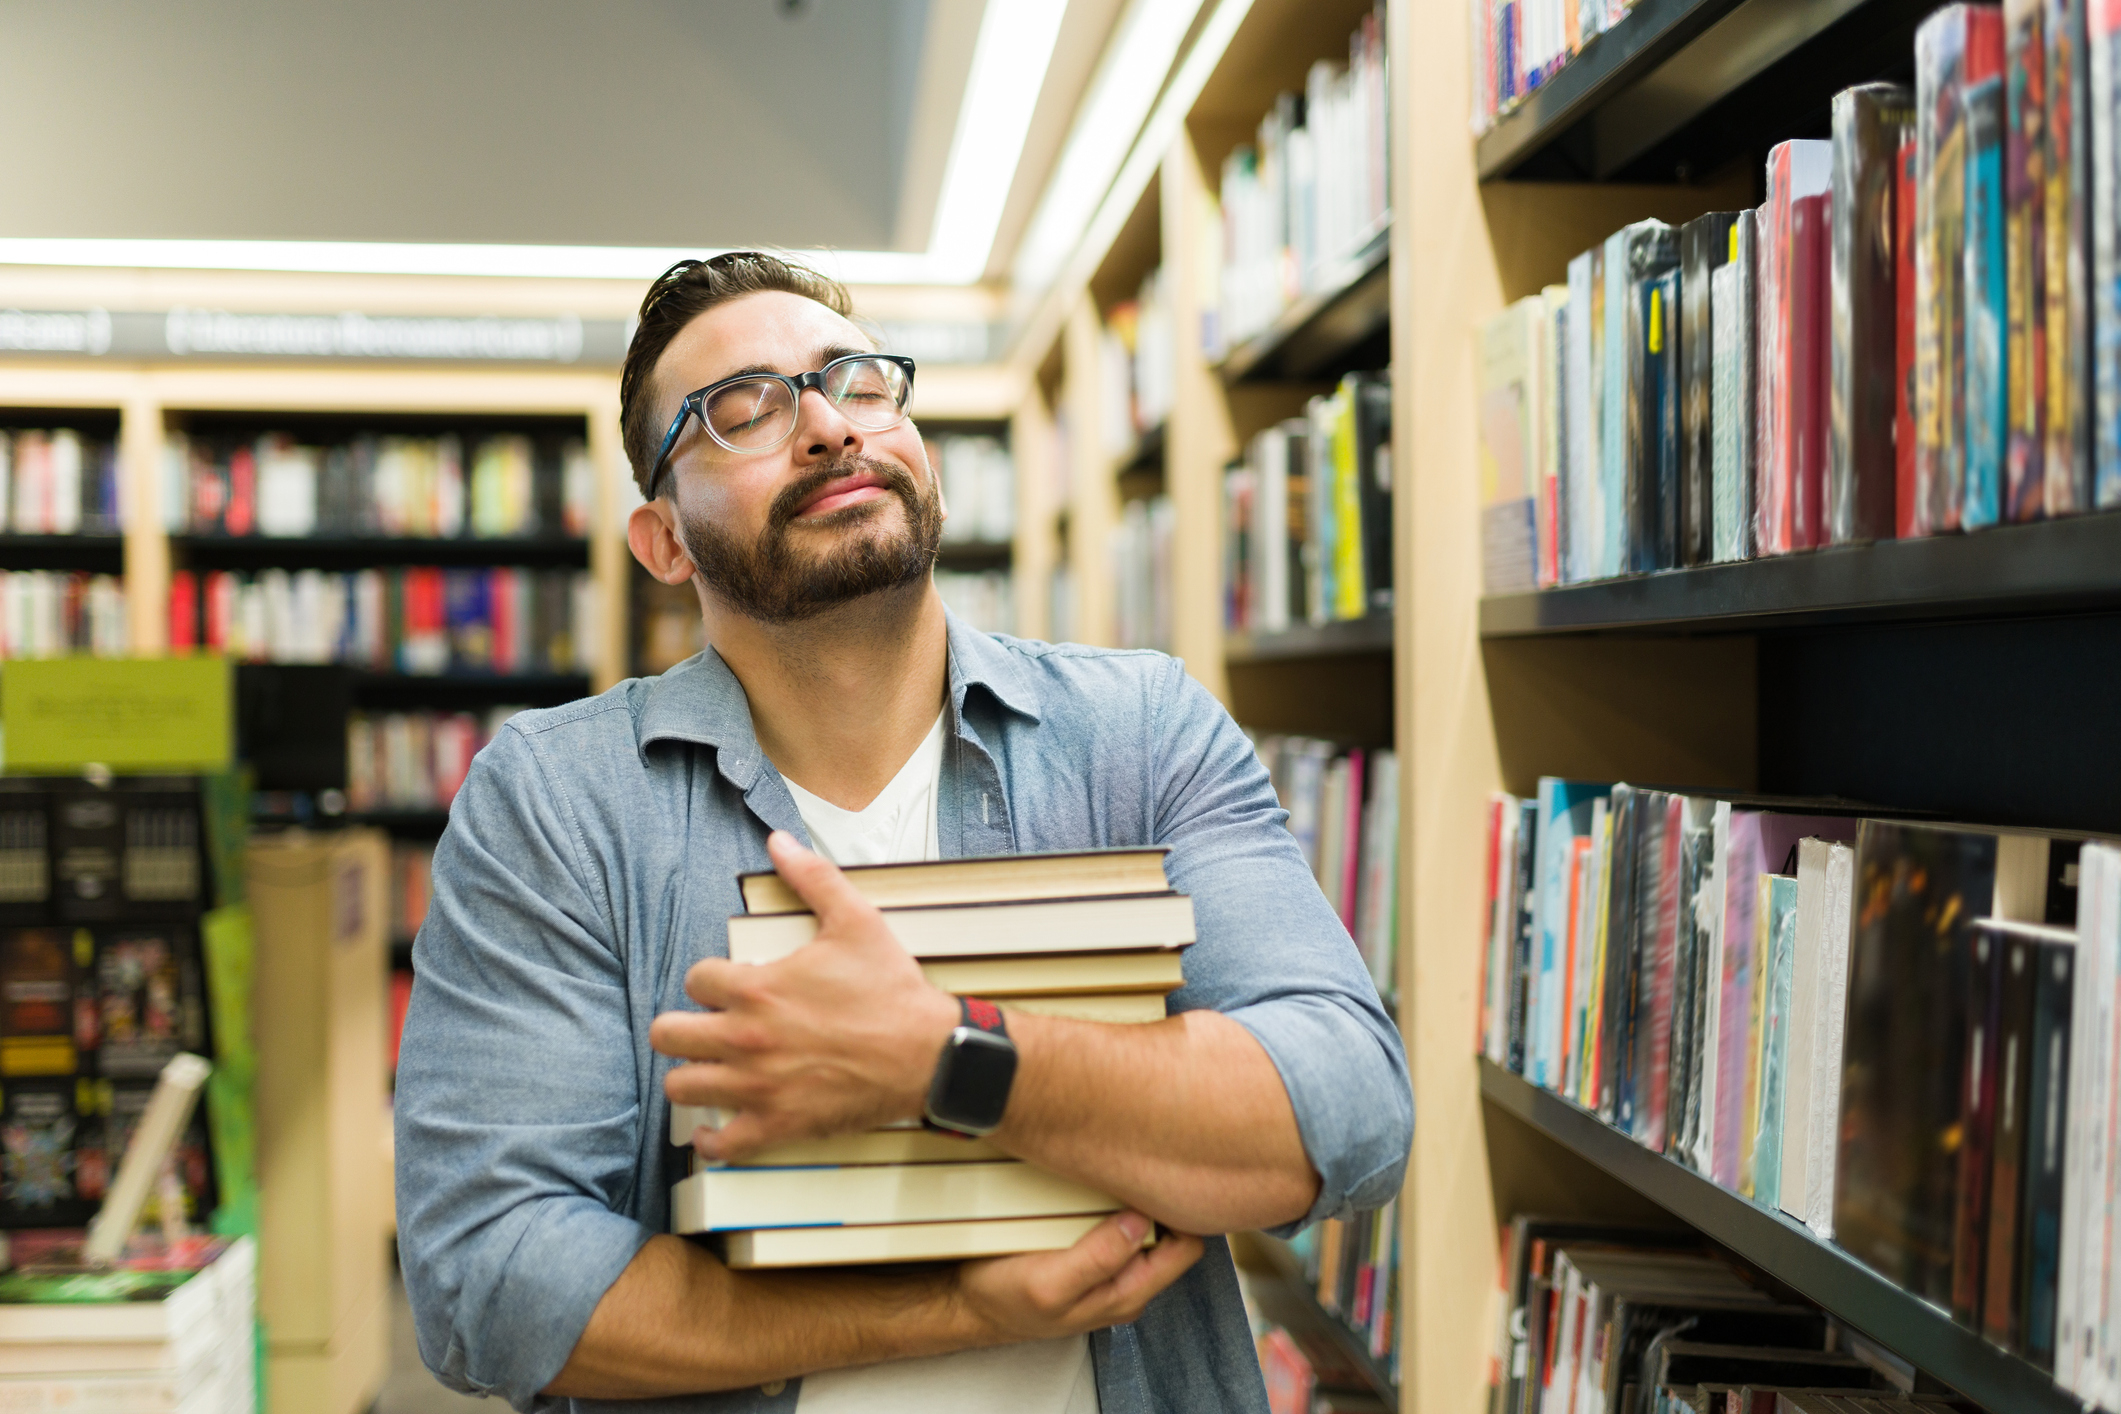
[1898,131,1920,537]
[1982,928,2039,1345]
[1951,920,2005,1324]
[167,570,196,651]
[1791,192,1831,549]
[225,444,256,538]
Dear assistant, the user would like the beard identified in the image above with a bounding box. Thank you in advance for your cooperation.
[675,454,943,624]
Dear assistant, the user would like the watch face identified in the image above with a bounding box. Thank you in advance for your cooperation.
[932,1027,1018,1133]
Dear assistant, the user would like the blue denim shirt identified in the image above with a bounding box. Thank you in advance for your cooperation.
[394,614,1412,1414]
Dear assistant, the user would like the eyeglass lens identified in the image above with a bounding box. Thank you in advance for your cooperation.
[700,357,910,450]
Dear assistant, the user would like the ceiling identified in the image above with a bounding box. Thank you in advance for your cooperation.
[0,0,1128,277]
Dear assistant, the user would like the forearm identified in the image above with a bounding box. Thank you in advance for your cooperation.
[991,1008,1319,1234]
[544,1233,974,1399]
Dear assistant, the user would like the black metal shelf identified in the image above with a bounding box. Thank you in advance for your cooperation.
[0,533,126,573]
[174,535,590,571]
[350,671,588,710]
[1226,610,1394,664]
[1480,1060,2073,1414]
[1476,0,1929,182]
[1218,226,1391,385]
[1479,511,2121,637]
[1238,1230,1399,1406]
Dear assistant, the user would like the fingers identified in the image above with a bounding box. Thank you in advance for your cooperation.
[1079,1230,1203,1325]
[649,1005,768,1062]
[689,1108,777,1163]
[764,830,876,930]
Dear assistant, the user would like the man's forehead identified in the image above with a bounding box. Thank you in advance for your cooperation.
[663,290,872,387]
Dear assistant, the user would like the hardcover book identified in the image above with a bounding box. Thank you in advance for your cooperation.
[1679,214,1740,567]
[1830,84,1916,544]
[1757,140,1833,554]
[1965,14,2010,529]
[1915,6,1985,534]
[738,847,1170,915]
[2044,0,2093,514]
[1711,212,1759,563]
[2006,0,2050,521]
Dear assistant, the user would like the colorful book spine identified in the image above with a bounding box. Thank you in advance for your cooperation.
[2044,0,2093,514]
[1964,11,2010,530]
[1830,85,1916,544]
[2093,0,2121,505]
[1680,214,1738,566]
[1916,7,1976,534]
[1791,183,1833,549]
[2006,0,2050,521]
[1898,129,1922,538]
[1712,213,1759,563]
[1757,142,1832,554]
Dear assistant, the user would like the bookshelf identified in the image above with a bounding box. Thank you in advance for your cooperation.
[1474,0,1931,182]
[0,532,125,573]
[1480,1061,2075,1414]
[1234,1229,1401,1407]
[1218,224,1391,386]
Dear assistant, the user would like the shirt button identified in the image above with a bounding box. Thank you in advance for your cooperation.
[761,1379,787,1396]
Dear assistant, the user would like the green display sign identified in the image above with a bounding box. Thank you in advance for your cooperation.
[1,657,233,773]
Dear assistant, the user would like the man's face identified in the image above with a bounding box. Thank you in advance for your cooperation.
[651,290,943,623]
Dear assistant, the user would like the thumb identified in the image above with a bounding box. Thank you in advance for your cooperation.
[765,830,875,932]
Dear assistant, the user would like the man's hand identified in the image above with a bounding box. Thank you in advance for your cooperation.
[955,1213,1206,1345]
[649,831,959,1160]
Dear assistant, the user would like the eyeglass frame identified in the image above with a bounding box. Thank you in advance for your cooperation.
[643,352,919,501]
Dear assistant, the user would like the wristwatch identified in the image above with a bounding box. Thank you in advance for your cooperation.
[923,996,1018,1137]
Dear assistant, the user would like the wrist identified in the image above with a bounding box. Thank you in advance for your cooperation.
[903,984,961,1114]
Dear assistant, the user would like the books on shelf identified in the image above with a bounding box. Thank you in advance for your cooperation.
[1477,784,2116,1387]
[1113,494,1175,651]
[0,1235,256,1414]
[672,850,1187,1267]
[1223,372,1393,628]
[346,706,525,812]
[0,571,126,659]
[1251,735,1398,1002]
[161,430,593,539]
[0,428,121,536]
[1214,3,1389,356]
[933,568,1015,637]
[1288,1196,1401,1370]
[1476,35,2121,595]
[389,840,434,942]
[1102,272,1174,458]
[167,565,598,675]
[927,433,1016,546]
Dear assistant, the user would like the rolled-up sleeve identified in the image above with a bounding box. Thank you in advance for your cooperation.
[1149,659,1413,1233]
[394,724,652,1407]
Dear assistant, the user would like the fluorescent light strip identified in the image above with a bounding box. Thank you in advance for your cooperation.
[1009,0,1207,296]
[924,0,1069,282]
[0,3,1069,287]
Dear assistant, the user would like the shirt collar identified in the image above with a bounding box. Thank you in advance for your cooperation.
[636,608,1043,776]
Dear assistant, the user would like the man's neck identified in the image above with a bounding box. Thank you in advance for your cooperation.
[701,580,950,812]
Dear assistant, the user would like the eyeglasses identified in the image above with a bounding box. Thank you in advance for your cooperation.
[644,353,917,499]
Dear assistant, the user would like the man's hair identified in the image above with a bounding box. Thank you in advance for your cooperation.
[618,252,856,497]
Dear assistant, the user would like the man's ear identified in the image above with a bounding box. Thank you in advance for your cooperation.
[628,501,696,585]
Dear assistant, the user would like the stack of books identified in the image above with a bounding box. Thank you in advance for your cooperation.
[0,1235,256,1414]
[670,848,1193,1268]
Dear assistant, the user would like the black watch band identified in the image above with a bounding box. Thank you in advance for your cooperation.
[923,996,1018,1138]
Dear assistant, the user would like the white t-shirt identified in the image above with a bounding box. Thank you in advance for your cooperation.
[780,712,1098,1414]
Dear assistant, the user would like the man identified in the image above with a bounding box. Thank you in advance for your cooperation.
[395,252,1410,1413]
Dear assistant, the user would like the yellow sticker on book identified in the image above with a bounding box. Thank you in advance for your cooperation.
[1648,288,1663,354]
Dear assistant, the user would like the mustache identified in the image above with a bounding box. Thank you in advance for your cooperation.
[767,455,925,529]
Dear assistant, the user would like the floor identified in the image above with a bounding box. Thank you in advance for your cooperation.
[374,1275,486,1413]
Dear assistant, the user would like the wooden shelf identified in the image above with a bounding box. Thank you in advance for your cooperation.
[1225,610,1394,663]
[0,533,126,573]
[1479,512,2121,637]
[1237,1230,1399,1406]
[1218,226,1391,385]
[1480,1061,2075,1414]
[175,534,591,571]
[1475,0,1930,182]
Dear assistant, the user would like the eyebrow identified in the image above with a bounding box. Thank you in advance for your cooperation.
[707,345,874,385]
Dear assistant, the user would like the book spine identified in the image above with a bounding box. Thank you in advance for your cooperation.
[1898,129,1922,537]
[1791,190,1832,549]
[2021,937,2074,1368]
[1332,379,1366,619]
[1965,10,2010,530]
[1832,87,1917,543]
[1566,250,1596,582]
[2046,0,2094,513]
[2007,0,2051,522]
[1679,217,1727,567]
[1983,934,2038,1346]
[1951,907,2005,1323]
[1602,231,1630,578]
[2094,0,2121,505]
[1758,148,1794,554]
[1916,9,1973,535]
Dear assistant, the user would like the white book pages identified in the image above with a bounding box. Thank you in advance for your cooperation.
[2096,846,2121,1406]
[1779,840,1831,1218]
[2059,846,2099,1390]
[1806,841,1856,1238]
